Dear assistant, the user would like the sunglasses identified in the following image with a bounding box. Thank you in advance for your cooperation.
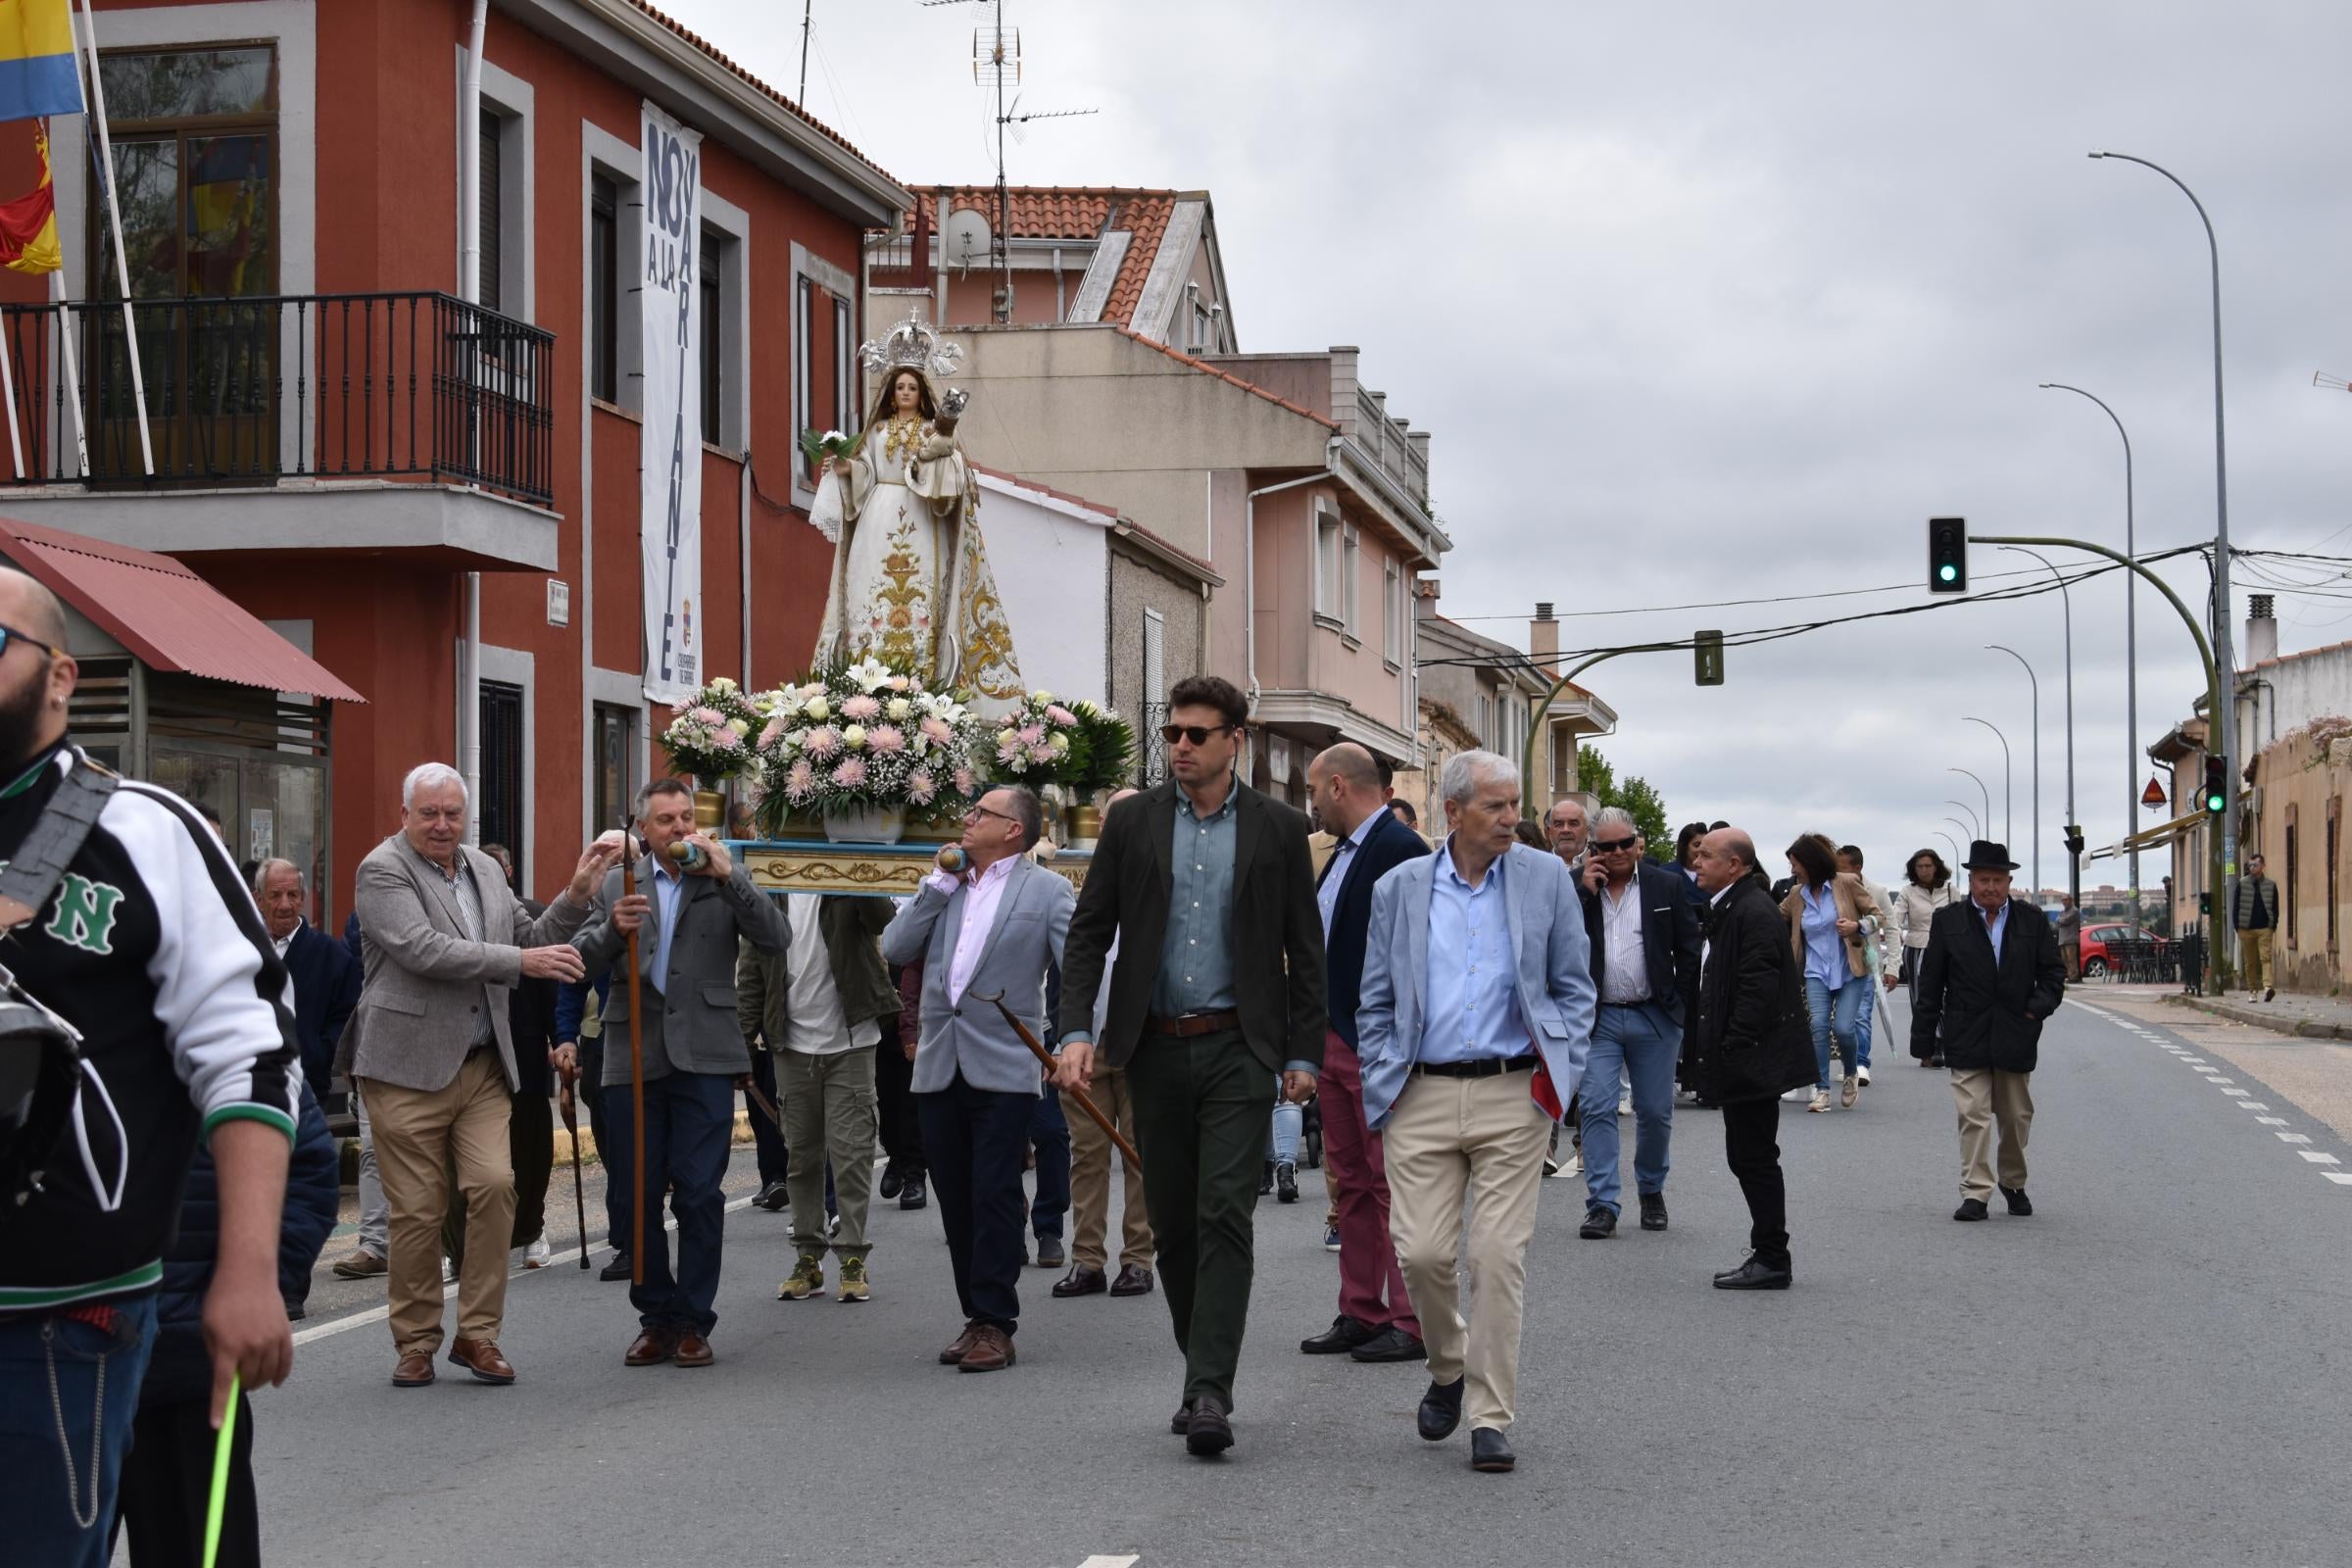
[0,620,62,662]
[1157,722,1237,747]
[1592,835,1639,854]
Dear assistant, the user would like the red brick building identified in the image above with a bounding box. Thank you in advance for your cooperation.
[0,0,907,919]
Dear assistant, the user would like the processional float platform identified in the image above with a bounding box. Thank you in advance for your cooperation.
[729,840,1094,900]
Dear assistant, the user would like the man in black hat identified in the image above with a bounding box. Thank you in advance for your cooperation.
[1910,841,2066,1222]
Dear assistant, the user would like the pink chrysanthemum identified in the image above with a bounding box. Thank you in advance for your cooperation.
[919,716,956,747]
[784,760,816,802]
[907,769,936,805]
[1028,744,1054,764]
[1016,722,1044,746]
[831,757,868,788]
[998,738,1026,765]
[868,724,906,754]
[954,766,976,796]
[805,726,842,760]
[689,706,727,727]
[759,717,788,749]
[1046,705,1078,726]
[842,694,882,722]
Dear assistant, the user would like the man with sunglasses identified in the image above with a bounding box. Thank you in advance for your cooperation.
[1574,808,1701,1239]
[1053,675,1325,1457]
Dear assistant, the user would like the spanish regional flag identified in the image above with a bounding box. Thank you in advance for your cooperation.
[0,127,57,274]
[0,0,80,124]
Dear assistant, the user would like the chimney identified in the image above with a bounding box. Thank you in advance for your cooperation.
[1413,577,1441,621]
[2244,593,2278,667]
[1530,602,1558,678]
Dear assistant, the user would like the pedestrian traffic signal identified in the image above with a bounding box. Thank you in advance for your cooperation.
[2063,825,2084,857]
[1928,516,1967,593]
[1693,629,1725,687]
[2203,757,2228,815]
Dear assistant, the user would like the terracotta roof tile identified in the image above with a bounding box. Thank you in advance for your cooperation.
[909,187,1187,330]
[1112,327,1338,430]
[626,2,901,188]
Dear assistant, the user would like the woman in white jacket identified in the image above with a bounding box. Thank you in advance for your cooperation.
[1889,848,1963,1066]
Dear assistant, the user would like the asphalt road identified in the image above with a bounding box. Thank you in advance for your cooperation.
[236,989,2352,1567]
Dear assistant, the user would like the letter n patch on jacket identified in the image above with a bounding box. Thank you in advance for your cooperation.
[45,872,123,955]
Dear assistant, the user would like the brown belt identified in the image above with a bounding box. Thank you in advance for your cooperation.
[1148,1009,1240,1038]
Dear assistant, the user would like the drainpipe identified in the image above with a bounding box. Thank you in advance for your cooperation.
[457,0,488,839]
[1242,435,1343,710]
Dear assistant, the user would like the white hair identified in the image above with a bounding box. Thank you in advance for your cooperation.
[1593,806,1638,837]
[250,858,301,899]
[1440,749,1520,808]
[402,761,467,809]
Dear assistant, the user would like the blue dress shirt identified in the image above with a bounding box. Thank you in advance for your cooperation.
[647,857,686,992]
[1154,784,1240,1018]
[1421,840,1528,1063]
[1799,883,1845,991]
[1977,897,2008,963]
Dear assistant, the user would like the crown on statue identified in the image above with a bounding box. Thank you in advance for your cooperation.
[858,313,965,380]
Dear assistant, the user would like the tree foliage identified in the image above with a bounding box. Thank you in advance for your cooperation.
[1577,747,1671,858]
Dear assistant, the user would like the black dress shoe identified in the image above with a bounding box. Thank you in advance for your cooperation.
[1108,1264,1154,1297]
[1258,1160,1274,1198]
[1712,1254,1792,1290]
[2000,1186,2033,1216]
[1054,1264,1107,1298]
[900,1176,927,1210]
[1170,1397,1195,1436]
[878,1163,905,1201]
[1579,1204,1617,1239]
[1300,1313,1379,1355]
[1348,1326,1427,1363]
[1186,1394,1234,1456]
[599,1251,633,1282]
[1275,1160,1299,1203]
[1639,1193,1668,1232]
[1417,1376,1465,1441]
[755,1179,789,1211]
[1470,1428,1516,1473]
[1953,1198,1989,1222]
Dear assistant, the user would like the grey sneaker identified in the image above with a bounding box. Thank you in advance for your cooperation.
[1840,1075,1860,1108]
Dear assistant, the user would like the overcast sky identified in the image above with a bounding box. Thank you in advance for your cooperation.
[667,0,2352,902]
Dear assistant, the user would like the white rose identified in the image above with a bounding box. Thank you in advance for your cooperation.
[887,698,911,720]
[727,718,750,737]
[997,729,1016,750]
[843,724,868,750]
[1050,732,1070,753]
[710,676,737,693]
[806,698,830,720]
[1033,690,1054,705]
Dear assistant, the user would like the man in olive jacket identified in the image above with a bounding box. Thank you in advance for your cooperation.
[1690,829,1814,1290]
[1910,840,2066,1223]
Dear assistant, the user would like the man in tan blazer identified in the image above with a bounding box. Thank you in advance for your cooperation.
[349,761,614,1389]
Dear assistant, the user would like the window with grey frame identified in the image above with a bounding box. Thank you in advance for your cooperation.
[478,681,524,885]
[590,173,617,402]
[700,229,722,445]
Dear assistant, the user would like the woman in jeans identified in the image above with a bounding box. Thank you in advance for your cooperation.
[1780,834,1883,1112]
[1890,848,1963,1067]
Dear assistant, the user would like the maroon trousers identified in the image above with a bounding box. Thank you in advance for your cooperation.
[1318,1027,1420,1338]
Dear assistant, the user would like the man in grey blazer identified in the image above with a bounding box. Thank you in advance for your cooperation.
[882,785,1072,1374]
[1358,750,1594,1474]
[349,762,613,1389]
[573,779,789,1368]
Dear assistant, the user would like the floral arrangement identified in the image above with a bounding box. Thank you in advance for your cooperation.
[987,692,1136,794]
[798,426,865,467]
[661,676,758,784]
[750,657,980,832]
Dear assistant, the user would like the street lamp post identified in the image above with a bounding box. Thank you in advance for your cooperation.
[1945,816,1981,856]
[2091,149,2236,987]
[2038,385,2135,929]
[1963,717,2013,847]
[1935,829,1964,868]
[1950,767,1991,841]
[1987,647,2041,902]
[1946,800,1983,842]
[1998,549,2077,910]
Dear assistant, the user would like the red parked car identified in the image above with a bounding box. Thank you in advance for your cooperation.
[2079,922,2172,980]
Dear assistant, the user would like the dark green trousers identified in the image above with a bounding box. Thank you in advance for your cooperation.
[1125,1028,1275,1410]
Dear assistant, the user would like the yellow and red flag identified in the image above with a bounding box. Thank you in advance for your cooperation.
[0,127,59,274]
[0,0,80,124]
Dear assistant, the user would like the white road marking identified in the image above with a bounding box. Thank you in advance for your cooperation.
[2235,1102,2272,1111]
[1078,1557,1143,1568]
[2179,1056,2208,1064]
[2205,1078,2235,1086]
[2221,1088,2250,1097]
[2257,1116,2290,1125]
[2277,1133,2313,1145]
[292,1194,760,1348]
[2297,1151,2341,1164]
[2326,1173,2352,1187]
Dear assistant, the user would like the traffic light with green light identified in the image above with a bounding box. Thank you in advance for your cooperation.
[1928,516,1967,593]
[2203,757,2228,815]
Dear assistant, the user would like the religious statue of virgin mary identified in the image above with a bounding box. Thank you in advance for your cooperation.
[808,314,1022,701]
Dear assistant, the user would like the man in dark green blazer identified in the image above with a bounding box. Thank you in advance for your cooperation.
[1054,675,1326,1457]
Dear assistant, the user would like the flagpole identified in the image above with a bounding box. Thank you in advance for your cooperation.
[68,0,152,477]
[0,304,25,479]
[49,273,85,476]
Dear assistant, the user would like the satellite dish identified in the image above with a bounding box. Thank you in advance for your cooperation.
[943,208,992,274]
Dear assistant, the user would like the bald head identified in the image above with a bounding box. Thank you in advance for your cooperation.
[1693,827,1756,895]
[0,567,67,652]
[1307,742,1383,837]
[0,565,74,766]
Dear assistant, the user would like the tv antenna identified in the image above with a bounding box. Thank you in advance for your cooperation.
[921,0,1097,322]
[2317,370,2352,393]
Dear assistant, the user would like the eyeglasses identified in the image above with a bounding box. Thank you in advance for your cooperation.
[1592,835,1639,854]
[1157,722,1236,747]
[962,804,1017,826]
[0,620,63,662]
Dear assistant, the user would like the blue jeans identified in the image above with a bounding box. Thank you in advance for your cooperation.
[0,1294,157,1567]
[1580,1001,1679,1212]
[1029,1088,1070,1242]
[1267,1099,1302,1164]
[1854,974,1878,1069]
[1805,976,1869,1089]
[607,1068,735,1336]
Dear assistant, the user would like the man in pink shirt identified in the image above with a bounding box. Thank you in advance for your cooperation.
[881,785,1074,1373]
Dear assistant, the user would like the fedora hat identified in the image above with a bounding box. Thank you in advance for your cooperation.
[1962,840,2019,872]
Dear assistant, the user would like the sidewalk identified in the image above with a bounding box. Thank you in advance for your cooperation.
[2162,987,2352,1041]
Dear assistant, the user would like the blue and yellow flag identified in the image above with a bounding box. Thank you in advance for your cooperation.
[0,0,81,124]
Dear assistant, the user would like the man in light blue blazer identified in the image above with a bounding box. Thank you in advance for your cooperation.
[882,785,1073,1374]
[1357,749,1594,1475]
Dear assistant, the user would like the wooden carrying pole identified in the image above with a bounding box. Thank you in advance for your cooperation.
[558,1066,589,1270]
[976,992,1142,1171]
[621,824,646,1285]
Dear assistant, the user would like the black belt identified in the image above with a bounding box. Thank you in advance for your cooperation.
[1413,1052,1539,1079]
[1598,997,1656,1007]
[1148,1009,1240,1038]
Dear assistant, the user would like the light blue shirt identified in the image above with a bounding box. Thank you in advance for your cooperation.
[647,857,686,992]
[1421,838,1527,1064]
[1976,897,2009,963]
[1153,782,1240,1018]
[1315,813,1374,943]
[1798,883,1845,991]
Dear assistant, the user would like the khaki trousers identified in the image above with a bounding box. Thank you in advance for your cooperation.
[362,1050,515,1355]
[1064,1058,1153,1272]
[2238,928,2276,993]
[1384,1068,1551,1434]
[778,1045,879,1259]
[1950,1067,2034,1201]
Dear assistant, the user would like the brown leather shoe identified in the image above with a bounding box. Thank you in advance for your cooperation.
[448,1337,516,1385]
[1053,1264,1107,1298]
[624,1328,677,1367]
[333,1249,388,1280]
[939,1326,981,1366]
[956,1324,1015,1373]
[672,1330,714,1367]
[392,1350,435,1388]
[1109,1264,1154,1297]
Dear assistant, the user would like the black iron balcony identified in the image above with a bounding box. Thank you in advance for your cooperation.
[0,291,556,507]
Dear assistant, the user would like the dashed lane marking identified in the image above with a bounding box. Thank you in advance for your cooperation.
[2278,1133,2314,1145]
[2107,1005,2349,1194]
[2327,1173,2352,1187]
[2297,1151,2341,1165]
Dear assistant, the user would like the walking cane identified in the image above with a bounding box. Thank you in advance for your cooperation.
[620,820,647,1288]
[974,991,1144,1171]
[559,1066,589,1270]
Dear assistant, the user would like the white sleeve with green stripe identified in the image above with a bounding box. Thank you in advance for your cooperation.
[119,782,302,1143]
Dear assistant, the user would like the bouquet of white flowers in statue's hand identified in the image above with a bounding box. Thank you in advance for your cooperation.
[800,426,865,472]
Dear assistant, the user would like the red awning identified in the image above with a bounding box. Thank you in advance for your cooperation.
[0,515,367,704]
